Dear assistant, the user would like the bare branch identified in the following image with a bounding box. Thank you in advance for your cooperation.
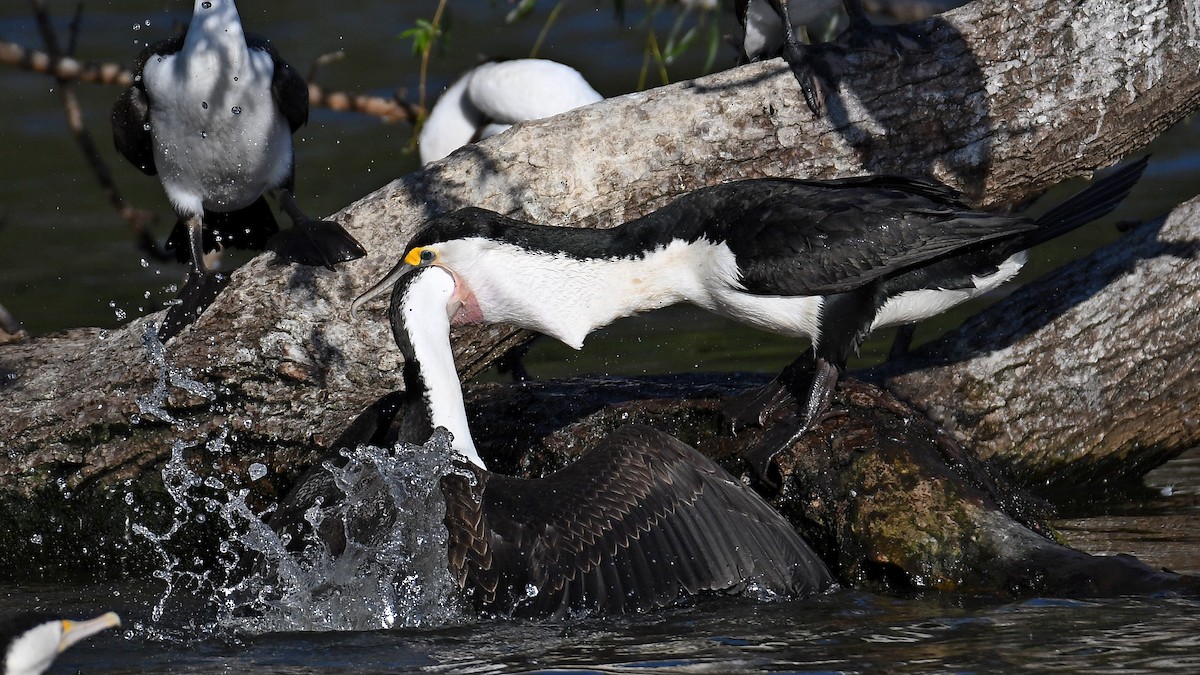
[28,1,167,260]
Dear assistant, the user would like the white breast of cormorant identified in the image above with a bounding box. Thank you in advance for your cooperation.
[142,1,292,217]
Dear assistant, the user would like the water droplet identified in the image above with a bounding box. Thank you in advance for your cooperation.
[133,23,141,31]
[201,101,209,109]
[30,534,43,545]
[142,123,151,131]
[231,106,242,115]
[248,463,267,481]
[202,1,212,8]
[233,76,239,82]
[200,131,208,139]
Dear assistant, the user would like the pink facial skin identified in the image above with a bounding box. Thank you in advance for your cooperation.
[448,272,485,326]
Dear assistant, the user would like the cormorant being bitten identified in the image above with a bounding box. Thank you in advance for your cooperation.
[274,265,833,618]
[1,612,120,675]
[352,157,1147,482]
[112,0,366,341]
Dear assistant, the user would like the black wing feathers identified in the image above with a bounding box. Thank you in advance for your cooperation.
[111,35,184,175]
[721,190,1037,296]
[444,424,832,618]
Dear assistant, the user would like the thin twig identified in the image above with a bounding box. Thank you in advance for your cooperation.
[529,0,566,58]
[417,0,450,113]
[1,40,420,124]
[30,0,167,260]
[307,82,422,123]
[0,40,133,85]
[66,2,82,56]
[306,49,345,84]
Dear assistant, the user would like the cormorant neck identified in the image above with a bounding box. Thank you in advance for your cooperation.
[390,268,486,469]
[183,0,248,59]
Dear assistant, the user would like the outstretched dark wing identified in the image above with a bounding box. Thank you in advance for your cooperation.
[444,424,832,618]
[708,178,1038,297]
[111,35,183,175]
[247,33,308,133]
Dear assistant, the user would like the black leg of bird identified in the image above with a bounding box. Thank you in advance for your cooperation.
[768,0,833,114]
[741,355,841,488]
[155,214,230,342]
[271,190,367,270]
[722,349,817,430]
[158,269,230,342]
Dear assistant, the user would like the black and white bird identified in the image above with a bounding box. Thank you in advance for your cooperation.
[113,0,366,340]
[275,265,833,618]
[352,157,1147,478]
[419,59,603,164]
[735,0,926,114]
[1,612,120,675]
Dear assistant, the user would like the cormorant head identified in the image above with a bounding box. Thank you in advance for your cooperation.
[351,207,511,319]
[1,612,120,675]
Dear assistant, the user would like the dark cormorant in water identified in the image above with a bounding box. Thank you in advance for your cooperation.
[275,265,833,618]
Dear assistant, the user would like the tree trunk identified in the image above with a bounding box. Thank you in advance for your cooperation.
[874,196,1200,487]
[2,0,1198,500]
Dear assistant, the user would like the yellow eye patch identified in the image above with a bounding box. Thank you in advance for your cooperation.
[405,247,435,266]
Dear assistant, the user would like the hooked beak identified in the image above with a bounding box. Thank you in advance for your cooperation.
[351,258,415,320]
[58,611,121,653]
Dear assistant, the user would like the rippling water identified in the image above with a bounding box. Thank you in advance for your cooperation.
[8,584,1200,672]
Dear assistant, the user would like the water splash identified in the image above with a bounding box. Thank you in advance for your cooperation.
[136,323,215,424]
[132,429,465,637]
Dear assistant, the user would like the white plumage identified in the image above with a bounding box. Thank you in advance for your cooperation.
[142,0,292,218]
[419,59,602,164]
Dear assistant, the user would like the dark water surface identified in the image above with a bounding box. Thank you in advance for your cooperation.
[3,1,1200,672]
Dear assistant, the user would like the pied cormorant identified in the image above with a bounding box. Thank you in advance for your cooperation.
[419,59,602,164]
[352,157,1147,480]
[1,612,120,675]
[112,0,366,340]
[273,265,833,618]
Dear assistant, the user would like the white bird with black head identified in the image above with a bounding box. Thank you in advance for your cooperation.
[113,0,366,340]
[352,158,1147,483]
[1,612,120,675]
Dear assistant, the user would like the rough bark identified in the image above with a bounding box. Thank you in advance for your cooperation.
[874,196,1200,487]
[1,0,1199,500]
